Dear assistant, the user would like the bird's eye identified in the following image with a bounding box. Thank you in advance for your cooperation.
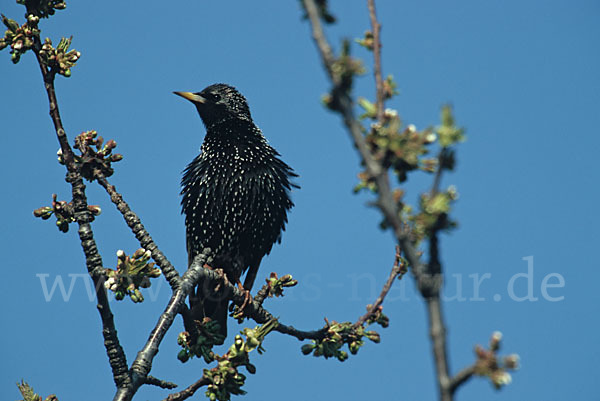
[204,92,220,102]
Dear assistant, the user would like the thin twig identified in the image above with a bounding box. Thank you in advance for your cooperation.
[274,323,327,341]
[29,28,130,388]
[367,0,385,121]
[253,281,271,306]
[163,377,210,401]
[430,159,444,197]
[430,148,451,197]
[354,246,403,328]
[145,376,178,390]
[97,176,181,289]
[449,364,476,394]
[302,0,336,78]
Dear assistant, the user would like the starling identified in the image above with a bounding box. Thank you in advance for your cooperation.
[175,84,297,335]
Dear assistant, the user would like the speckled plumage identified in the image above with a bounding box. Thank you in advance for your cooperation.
[177,84,297,334]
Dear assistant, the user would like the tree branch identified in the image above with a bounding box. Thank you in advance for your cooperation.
[354,245,404,328]
[427,296,451,401]
[113,248,328,401]
[302,0,337,79]
[424,151,452,400]
[30,36,129,388]
[163,377,210,401]
[145,376,178,390]
[367,0,384,121]
[430,149,446,197]
[97,176,181,289]
[449,364,476,394]
[303,2,456,399]
[113,250,211,401]
[302,0,426,282]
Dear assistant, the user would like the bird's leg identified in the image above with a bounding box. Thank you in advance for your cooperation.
[199,263,231,292]
[236,280,253,311]
[212,268,230,293]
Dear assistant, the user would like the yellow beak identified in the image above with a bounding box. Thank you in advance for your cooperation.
[173,91,206,104]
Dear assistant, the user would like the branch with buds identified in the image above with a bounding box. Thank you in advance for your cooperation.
[301,1,516,401]
[104,249,161,303]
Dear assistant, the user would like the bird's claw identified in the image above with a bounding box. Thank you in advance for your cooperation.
[209,267,230,292]
[230,281,253,322]
[237,281,253,311]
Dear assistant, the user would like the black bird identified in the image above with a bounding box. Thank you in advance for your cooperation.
[175,83,297,335]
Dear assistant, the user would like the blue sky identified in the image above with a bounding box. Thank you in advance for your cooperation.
[1,1,598,400]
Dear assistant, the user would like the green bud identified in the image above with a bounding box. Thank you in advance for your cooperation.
[27,14,40,24]
[355,30,374,50]
[33,206,53,219]
[87,205,102,216]
[365,330,381,343]
[2,16,19,33]
[177,349,189,363]
[301,343,315,355]
[321,93,335,110]
[245,363,256,374]
[349,341,360,354]
[56,36,70,52]
[177,332,188,346]
[436,105,465,147]
[358,97,377,120]
[133,248,145,259]
[504,354,520,370]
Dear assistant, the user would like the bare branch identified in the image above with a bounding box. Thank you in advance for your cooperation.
[354,246,404,328]
[145,376,178,390]
[430,157,444,197]
[302,0,337,79]
[163,377,210,401]
[427,296,451,401]
[430,148,453,197]
[425,152,453,400]
[449,364,476,394]
[97,176,181,289]
[367,0,385,121]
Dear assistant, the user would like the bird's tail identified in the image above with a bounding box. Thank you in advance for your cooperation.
[187,250,230,337]
[189,279,229,337]
[200,291,229,337]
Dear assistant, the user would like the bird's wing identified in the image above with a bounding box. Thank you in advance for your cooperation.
[243,258,262,291]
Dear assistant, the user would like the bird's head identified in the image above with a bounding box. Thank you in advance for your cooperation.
[174,83,252,128]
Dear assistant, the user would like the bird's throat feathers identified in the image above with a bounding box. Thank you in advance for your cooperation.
[202,116,267,146]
